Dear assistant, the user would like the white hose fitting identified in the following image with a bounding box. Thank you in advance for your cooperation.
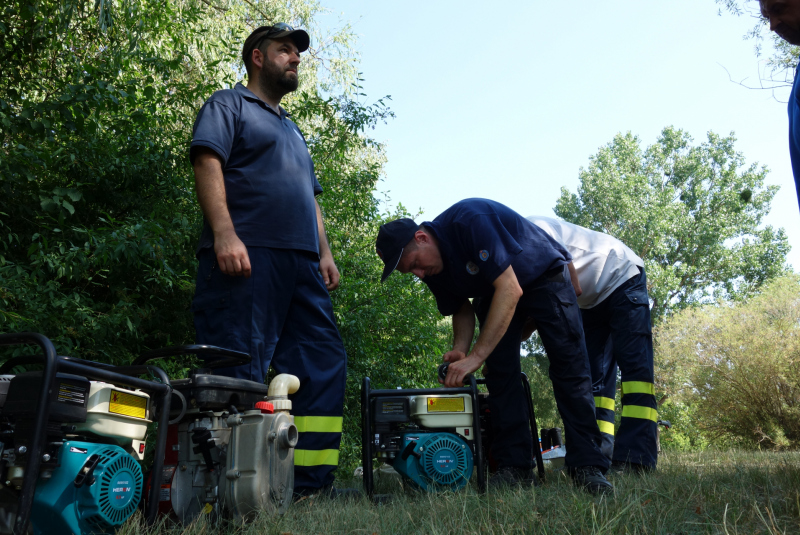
[267,374,300,412]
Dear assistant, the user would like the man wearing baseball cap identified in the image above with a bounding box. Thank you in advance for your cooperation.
[189,24,349,497]
[376,198,612,493]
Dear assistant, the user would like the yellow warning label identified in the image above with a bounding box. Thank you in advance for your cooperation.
[108,390,147,419]
[427,397,465,413]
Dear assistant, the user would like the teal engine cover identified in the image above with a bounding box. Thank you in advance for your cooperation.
[31,441,143,535]
[392,432,473,491]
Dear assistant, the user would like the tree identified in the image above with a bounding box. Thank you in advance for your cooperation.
[655,275,800,449]
[1,0,226,363]
[554,126,790,320]
[0,0,453,473]
[716,0,800,87]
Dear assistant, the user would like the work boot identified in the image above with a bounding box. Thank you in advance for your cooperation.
[570,466,613,495]
[608,461,651,476]
[293,484,361,503]
[489,466,540,489]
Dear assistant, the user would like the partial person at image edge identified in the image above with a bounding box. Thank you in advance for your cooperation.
[760,0,800,211]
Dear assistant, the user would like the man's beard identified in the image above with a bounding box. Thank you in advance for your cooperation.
[258,58,299,100]
[777,27,800,47]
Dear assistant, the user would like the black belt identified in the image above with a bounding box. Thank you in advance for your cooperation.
[544,265,565,283]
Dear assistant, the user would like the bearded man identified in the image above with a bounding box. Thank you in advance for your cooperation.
[189,24,348,497]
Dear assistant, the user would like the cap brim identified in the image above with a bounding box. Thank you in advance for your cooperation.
[380,247,404,283]
[271,29,310,52]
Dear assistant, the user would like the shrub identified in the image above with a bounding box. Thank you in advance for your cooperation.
[655,275,800,449]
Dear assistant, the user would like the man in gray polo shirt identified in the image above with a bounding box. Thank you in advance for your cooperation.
[190,24,348,496]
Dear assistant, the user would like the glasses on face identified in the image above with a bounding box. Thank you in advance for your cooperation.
[250,23,295,56]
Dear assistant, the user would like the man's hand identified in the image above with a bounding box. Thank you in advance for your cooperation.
[315,200,339,291]
[443,353,484,387]
[214,229,251,277]
[442,350,467,365]
[568,262,582,297]
[319,253,340,291]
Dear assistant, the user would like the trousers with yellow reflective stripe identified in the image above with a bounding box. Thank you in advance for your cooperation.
[192,248,348,492]
[581,268,658,469]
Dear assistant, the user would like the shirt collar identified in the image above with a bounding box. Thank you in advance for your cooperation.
[234,82,289,118]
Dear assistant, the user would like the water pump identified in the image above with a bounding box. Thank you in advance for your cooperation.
[0,332,172,535]
[135,346,299,523]
[361,364,545,498]
[361,364,485,494]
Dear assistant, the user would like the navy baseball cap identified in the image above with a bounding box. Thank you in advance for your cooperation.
[243,24,310,70]
[376,218,419,282]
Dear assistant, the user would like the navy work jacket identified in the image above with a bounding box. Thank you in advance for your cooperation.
[422,199,572,316]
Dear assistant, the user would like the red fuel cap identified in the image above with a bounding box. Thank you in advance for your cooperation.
[255,401,274,414]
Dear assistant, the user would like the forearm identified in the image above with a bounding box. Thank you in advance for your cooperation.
[469,267,522,361]
[568,262,582,296]
[315,200,332,258]
[194,152,235,236]
[194,150,250,277]
[451,300,476,354]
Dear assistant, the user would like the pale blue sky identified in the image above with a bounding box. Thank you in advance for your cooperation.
[318,0,800,269]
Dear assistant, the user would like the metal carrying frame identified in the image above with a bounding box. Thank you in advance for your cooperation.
[360,371,545,499]
[0,332,173,535]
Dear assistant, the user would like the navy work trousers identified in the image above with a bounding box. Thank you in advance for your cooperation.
[581,268,658,469]
[476,265,609,471]
[192,247,347,490]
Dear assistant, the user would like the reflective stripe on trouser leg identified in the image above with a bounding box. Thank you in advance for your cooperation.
[294,416,343,433]
[594,396,615,411]
[621,381,655,396]
[621,404,657,422]
[295,447,340,467]
[595,398,616,461]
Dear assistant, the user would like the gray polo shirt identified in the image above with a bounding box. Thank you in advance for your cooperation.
[191,83,322,254]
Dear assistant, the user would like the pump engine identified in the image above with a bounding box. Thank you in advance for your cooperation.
[361,364,545,497]
[373,393,475,491]
[0,367,155,535]
[362,362,484,494]
[136,346,299,523]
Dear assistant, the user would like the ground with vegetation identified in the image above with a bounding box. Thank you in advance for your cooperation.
[120,450,800,535]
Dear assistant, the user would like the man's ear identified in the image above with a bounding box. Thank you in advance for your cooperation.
[251,47,265,71]
[414,229,428,245]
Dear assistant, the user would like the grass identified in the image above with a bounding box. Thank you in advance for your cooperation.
[118,450,800,535]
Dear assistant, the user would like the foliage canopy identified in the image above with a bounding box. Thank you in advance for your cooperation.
[554,126,789,319]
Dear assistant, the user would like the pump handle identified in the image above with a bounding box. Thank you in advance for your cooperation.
[132,345,251,369]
